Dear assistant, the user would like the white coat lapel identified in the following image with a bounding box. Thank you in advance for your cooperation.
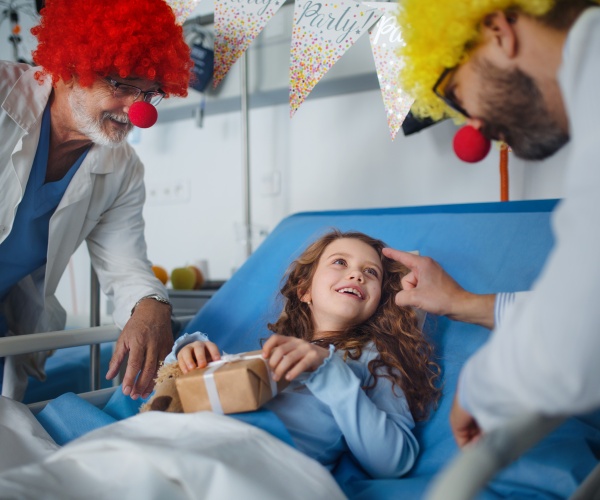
[44,147,115,295]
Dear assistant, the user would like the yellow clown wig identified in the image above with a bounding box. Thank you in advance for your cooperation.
[397,0,562,121]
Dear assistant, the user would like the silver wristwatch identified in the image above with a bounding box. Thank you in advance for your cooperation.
[131,294,172,315]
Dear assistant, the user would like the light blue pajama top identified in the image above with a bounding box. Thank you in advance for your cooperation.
[165,332,419,479]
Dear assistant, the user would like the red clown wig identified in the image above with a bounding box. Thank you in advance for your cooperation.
[31,0,192,97]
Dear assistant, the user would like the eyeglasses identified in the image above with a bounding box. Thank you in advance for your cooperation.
[432,67,471,118]
[105,78,166,106]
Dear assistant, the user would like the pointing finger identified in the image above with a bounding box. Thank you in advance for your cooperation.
[382,248,422,269]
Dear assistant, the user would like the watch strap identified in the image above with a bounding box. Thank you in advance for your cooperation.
[131,294,172,315]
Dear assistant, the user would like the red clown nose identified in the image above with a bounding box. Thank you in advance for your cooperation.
[453,125,491,163]
[128,101,158,128]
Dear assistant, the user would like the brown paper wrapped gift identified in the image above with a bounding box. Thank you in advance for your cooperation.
[175,350,288,414]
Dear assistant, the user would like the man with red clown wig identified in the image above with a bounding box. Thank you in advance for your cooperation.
[0,0,192,401]
[383,0,600,453]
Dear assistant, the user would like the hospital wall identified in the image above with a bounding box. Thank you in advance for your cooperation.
[0,3,569,327]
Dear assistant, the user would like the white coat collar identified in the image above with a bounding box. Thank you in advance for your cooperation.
[2,65,50,134]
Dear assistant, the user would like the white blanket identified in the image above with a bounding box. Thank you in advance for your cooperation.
[0,397,346,499]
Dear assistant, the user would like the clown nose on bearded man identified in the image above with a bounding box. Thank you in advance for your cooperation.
[128,101,159,128]
[453,126,492,163]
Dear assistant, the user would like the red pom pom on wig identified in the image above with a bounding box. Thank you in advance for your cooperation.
[31,0,192,97]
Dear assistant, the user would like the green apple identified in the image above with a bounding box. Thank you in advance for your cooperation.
[170,267,196,290]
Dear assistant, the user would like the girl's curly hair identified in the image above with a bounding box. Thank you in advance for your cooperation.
[31,0,192,96]
[268,229,441,422]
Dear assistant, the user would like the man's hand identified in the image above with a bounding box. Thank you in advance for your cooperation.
[381,248,496,329]
[106,299,173,399]
[450,393,482,447]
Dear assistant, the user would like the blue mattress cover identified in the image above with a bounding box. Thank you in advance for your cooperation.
[32,200,600,499]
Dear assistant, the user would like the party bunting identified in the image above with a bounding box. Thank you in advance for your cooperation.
[289,0,382,116]
[212,0,288,88]
[366,2,413,140]
[165,0,202,25]
[182,0,412,137]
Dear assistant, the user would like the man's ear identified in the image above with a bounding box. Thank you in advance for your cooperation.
[481,11,518,60]
[61,76,76,89]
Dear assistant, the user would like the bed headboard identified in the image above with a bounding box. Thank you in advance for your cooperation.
[187,199,558,354]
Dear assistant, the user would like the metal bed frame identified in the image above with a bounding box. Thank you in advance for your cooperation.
[0,314,194,413]
[0,323,121,413]
[425,412,600,499]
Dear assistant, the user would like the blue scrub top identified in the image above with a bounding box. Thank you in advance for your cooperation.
[0,103,90,336]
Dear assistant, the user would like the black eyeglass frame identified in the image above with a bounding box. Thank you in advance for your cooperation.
[105,77,166,106]
[432,67,471,119]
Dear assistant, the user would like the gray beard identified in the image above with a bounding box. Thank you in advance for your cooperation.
[68,87,131,148]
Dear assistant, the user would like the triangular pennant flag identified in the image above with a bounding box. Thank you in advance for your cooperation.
[213,0,287,88]
[366,2,413,140]
[289,0,382,117]
[165,0,203,25]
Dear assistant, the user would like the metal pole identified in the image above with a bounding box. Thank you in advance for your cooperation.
[90,266,101,391]
[240,51,252,258]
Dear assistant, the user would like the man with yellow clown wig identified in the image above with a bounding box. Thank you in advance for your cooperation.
[0,0,192,401]
[383,0,600,458]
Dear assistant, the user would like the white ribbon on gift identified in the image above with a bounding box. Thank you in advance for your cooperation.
[203,353,279,414]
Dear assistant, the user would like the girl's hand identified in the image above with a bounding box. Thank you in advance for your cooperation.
[262,334,330,382]
[177,340,221,374]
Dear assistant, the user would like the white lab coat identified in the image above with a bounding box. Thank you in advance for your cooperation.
[0,61,166,398]
[459,8,600,430]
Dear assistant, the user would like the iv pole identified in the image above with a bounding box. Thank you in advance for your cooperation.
[240,51,252,259]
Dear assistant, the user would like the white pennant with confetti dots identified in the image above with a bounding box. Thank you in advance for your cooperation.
[289,0,382,117]
[212,0,287,88]
[365,2,413,140]
[165,0,202,24]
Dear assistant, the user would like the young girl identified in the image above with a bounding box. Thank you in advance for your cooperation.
[164,230,440,478]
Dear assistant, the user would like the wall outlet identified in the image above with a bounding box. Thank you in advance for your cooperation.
[146,179,191,205]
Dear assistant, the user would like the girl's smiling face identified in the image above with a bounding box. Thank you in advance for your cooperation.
[302,238,383,336]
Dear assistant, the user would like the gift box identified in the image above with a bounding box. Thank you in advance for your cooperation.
[175,350,288,414]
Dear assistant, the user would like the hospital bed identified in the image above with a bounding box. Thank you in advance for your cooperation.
[1,199,599,499]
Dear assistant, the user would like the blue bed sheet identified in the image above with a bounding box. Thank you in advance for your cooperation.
[0,343,113,404]
[25,343,114,404]
[35,389,295,449]
[30,200,600,499]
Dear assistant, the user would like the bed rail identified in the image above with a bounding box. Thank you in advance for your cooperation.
[424,413,584,500]
[0,315,194,410]
[0,326,121,357]
[0,315,195,358]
